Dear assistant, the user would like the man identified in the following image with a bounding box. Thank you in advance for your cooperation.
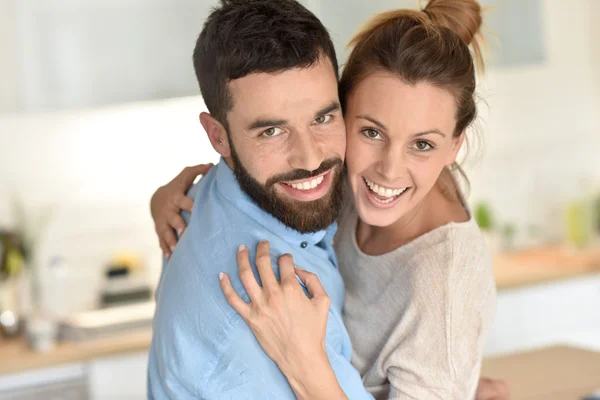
[147,0,371,398]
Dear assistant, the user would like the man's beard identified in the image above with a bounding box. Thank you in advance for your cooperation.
[229,143,345,234]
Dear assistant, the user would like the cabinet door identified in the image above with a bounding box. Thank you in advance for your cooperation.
[0,363,88,400]
[6,0,219,113]
[484,274,600,356]
[88,351,148,400]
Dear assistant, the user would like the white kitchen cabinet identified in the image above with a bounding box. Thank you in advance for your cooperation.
[0,351,148,400]
[484,273,600,357]
[0,363,88,399]
[0,0,218,114]
[88,351,148,400]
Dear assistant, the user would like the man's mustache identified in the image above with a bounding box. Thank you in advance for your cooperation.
[266,157,343,187]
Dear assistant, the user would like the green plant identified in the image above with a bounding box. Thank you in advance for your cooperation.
[474,202,494,231]
[595,193,600,233]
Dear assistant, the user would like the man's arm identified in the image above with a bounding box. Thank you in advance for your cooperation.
[149,233,300,399]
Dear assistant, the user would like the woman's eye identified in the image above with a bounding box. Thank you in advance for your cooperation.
[414,140,433,151]
[314,115,332,124]
[362,128,381,140]
[261,127,283,137]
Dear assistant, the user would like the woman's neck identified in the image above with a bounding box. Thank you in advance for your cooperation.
[355,178,468,256]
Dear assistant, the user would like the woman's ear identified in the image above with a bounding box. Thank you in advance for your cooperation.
[446,131,466,166]
[200,112,231,158]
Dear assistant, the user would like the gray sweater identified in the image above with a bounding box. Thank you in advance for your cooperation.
[334,201,496,399]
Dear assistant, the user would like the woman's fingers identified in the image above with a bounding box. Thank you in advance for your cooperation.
[254,241,279,289]
[187,163,214,177]
[177,195,195,213]
[179,163,213,188]
[219,272,250,319]
[159,238,171,259]
[237,245,263,303]
[168,213,187,238]
[159,226,178,253]
[278,253,297,286]
[294,268,328,304]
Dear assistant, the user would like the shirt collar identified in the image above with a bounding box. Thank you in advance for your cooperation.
[214,159,337,248]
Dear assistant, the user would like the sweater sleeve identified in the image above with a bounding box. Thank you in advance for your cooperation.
[382,225,497,399]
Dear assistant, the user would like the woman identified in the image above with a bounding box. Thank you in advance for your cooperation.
[151,0,504,398]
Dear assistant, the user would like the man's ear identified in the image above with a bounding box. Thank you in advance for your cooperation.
[446,131,466,166]
[200,112,231,158]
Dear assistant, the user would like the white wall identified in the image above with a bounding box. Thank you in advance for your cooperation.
[0,0,598,312]
[467,0,600,242]
[0,96,219,311]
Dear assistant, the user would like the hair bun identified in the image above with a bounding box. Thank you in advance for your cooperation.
[423,0,484,71]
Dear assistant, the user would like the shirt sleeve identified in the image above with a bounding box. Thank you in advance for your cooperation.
[148,231,376,400]
[383,234,497,400]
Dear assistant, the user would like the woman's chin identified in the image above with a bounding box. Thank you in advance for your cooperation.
[355,200,401,228]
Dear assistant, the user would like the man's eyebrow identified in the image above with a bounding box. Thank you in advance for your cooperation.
[247,118,288,131]
[314,101,341,118]
[246,101,341,131]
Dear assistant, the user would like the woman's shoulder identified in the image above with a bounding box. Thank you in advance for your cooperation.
[405,218,494,292]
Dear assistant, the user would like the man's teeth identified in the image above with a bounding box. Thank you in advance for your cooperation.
[288,175,324,191]
[364,177,407,198]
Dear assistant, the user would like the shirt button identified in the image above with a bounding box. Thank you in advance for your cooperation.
[300,241,308,248]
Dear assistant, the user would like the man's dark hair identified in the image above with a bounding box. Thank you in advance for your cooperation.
[193,0,338,129]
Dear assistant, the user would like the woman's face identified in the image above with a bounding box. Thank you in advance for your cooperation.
[345,72,464,227]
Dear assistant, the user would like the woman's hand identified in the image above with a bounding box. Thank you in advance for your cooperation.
[476,377,511,400]
[150,163,213,258]
[219,241,347,400]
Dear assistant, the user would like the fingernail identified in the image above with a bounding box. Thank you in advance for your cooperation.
[219,272,224,280]
[170,245,176,253]
[294,266,303,271]
[177,228,183,236]
[238,244,246,252]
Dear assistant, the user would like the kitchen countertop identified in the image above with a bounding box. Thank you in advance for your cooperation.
[1,246,599,376]
[0,329,152,376]
[4,334,600,400]
[493,246,600,289]
[482,345,600,400]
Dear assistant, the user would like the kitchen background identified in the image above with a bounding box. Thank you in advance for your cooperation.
[0,0,599,399]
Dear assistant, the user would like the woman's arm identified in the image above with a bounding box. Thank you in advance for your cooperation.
[219,241,348,400]
[150,163,213,257]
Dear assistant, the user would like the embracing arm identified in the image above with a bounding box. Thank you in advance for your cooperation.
[219,242,371,400]
[150,236,331,399]
[150,163,213,257]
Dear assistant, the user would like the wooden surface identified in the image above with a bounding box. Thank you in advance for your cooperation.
[0,330,152,376]
[482,345,600,400]
[1,246,599,376]
[494,246,600,289]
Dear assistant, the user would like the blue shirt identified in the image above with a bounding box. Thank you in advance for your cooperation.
[148,160,372,399]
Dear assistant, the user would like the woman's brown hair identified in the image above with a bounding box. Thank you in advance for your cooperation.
[339,0,485,196]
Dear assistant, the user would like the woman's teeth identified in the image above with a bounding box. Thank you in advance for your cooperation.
[363,177,407,200]
[287,175,324,191]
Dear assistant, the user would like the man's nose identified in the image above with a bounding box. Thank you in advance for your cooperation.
[288,131,325,173]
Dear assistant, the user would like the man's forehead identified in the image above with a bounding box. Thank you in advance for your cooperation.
[227,72,339,124]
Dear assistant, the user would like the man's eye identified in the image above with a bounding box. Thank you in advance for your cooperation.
[314,115,332,124]
[261,127,283,137]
